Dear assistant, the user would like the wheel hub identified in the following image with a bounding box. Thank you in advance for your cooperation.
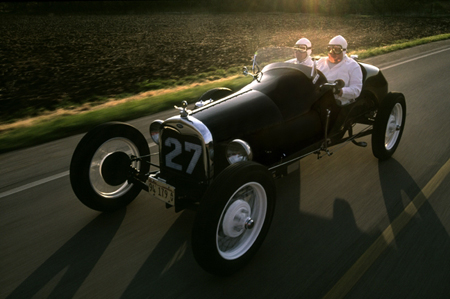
[101,151,131,186]
[387,115,398,135]
[385,103,403,150]
[222,200,254,238]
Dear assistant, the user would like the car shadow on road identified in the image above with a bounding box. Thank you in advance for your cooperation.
[6,209,126,299]
[119,158,450,298]
[346,158,450,297]
[8,158,449,298]
[119,164,385,299]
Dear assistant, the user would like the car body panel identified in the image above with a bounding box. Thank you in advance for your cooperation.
[154,59,390,206]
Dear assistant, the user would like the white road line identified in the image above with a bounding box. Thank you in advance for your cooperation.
[380,47,450,70]
[0,171,69,199]
[2,46,449,199]
[0,143,157,199]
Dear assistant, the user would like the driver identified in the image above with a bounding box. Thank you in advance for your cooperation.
[317,35,363,105]
[286,37,314,67]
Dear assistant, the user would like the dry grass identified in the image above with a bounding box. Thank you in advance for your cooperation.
[0,75,240,132]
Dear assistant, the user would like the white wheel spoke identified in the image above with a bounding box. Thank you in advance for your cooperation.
[385,103,403,150]
[89,137,139,198]
[216,182,267,260]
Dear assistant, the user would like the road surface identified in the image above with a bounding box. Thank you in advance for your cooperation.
[1,40,450,299]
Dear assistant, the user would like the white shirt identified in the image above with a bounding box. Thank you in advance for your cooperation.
[285,56,314,67]
[317,55,363,104]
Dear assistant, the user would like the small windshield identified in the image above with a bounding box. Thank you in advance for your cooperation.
[247,47,319,81]
[252,47,299,72]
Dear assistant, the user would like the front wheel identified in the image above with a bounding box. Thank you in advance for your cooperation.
[70,122,150,212]
[372,92,406,160]
[192,161,276,276]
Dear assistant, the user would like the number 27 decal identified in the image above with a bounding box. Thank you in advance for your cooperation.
[164,137,202,174]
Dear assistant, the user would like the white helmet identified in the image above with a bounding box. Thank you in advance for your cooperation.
[329,35,347,53]
[295,37,312,56]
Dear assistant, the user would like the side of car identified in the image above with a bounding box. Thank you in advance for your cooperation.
[70,58,406,275]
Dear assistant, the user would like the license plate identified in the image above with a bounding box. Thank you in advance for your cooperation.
[148,176,175,206]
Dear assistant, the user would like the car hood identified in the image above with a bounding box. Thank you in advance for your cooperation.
[191,63,326,142]
[191,88,283,142]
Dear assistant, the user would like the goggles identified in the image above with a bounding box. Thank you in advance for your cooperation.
[327,45,345,54]
[294,45,310,52]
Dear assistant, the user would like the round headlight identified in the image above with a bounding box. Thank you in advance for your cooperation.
[226,139,253,164]
[149,120,163,145]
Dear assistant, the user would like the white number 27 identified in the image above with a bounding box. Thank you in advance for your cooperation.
[165,137,202,174]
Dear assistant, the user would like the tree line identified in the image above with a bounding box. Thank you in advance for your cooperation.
[205,0,447,15]
[0,0,448,15]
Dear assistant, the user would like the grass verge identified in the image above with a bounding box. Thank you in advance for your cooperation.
[0,76,252,154]
[1,33,449,154]
[351,33,450,58]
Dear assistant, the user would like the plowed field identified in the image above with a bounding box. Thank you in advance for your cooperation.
[1,13,450,122]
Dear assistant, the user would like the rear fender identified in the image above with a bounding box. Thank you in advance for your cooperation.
[359,63,388,107]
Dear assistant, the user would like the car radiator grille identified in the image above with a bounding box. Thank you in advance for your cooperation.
[159,127,207,183]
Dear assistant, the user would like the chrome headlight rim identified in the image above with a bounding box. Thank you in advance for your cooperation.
[226,139,253,164]
[149,120,163,145]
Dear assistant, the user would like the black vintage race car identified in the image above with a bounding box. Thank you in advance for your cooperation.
[70,47,406,276]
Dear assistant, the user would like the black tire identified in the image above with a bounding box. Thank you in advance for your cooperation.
[372,92,406,160]
[192,161,276,276]
[70,122,150,212]
[197,87,233,102]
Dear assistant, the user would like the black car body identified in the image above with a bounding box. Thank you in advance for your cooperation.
[70,49,406,275]
[150,60,388,204]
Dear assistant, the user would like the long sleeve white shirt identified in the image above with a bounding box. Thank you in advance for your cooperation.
[317,55,363,104]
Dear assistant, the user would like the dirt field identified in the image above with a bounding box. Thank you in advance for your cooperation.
[2,13,450,122]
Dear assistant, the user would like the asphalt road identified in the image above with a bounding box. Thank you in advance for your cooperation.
[1,40,450,299]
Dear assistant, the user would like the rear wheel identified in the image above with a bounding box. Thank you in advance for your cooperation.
[192,161,276,276]
[70,122,150,211]
[372,92,406,160]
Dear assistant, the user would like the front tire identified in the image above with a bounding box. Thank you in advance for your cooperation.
[192,162,276,276]
[372,92,406,160]
[70,122,150,212]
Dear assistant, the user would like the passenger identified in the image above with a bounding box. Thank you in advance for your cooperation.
[317,35,363,105]
[286,38,314,67]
